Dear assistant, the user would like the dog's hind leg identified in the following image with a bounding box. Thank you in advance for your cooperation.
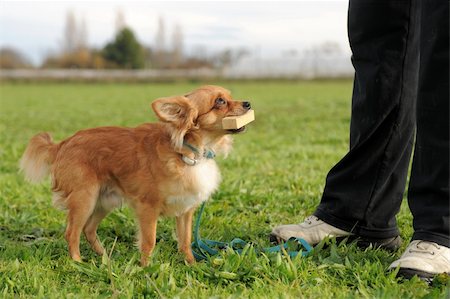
[83,207,109,255]
[83,189,121,255]
[64,185,99,262]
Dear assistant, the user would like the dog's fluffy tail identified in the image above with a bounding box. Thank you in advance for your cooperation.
[19,132,58,183]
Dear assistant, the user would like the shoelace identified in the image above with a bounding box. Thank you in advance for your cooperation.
[409,241,441,255]
[304,216,320,225]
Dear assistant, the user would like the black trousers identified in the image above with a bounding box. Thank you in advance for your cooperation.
[314,0,449,247]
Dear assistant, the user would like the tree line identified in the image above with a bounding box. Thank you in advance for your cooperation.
[1,10,246,70]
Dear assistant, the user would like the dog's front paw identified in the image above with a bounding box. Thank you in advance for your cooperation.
[185,252,195,265]
[140,256,149,267]
[70,254,82,262]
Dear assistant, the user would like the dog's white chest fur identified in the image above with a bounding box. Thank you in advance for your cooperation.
[164,159,220,216]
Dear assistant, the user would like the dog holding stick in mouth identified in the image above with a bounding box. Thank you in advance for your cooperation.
[20,85,253,266]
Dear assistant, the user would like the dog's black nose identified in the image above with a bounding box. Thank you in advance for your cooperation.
[242,101,251,110]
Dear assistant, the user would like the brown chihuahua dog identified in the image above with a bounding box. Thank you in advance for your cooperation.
[19,85,251,266]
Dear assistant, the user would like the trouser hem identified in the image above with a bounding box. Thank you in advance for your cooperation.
[314,208,400,239]
[412,232,450,248]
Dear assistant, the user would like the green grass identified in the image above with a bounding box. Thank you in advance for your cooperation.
[0,81,448,298]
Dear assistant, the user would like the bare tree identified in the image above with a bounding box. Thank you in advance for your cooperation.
[215,47,249,69]
[154,16,166,68]
[62,10,89,53]
[77,16,88,50]
[318,41,342,55]
[191,45,207,61]
[155,16,166,51]
[304,41,343,77]
[0,47,32,69]
[63,11,78,53]
[171,24,183,68]
[115,9,126,33]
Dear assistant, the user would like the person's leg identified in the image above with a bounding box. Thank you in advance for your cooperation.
[389,0,450,282]
[313,0,420,239]
[408,0,449,248]
[272,0,420,247]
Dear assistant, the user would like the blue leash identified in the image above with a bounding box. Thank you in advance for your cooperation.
[191,202,313,261]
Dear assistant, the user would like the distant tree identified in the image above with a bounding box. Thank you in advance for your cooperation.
[214,48,249,68]
[63,11,78,53]
[317,41,342,55]
[171,24,184,68]
[0,47,32,69]
[43,12,105,69]
[191,45,208,61]
[153,16,167,68]
[62,10,88,54]
[143,46,154,68]
[115,9,126,33]
[305,41,343,77]
[181,57,213,69]
[102,27,144,69]
[78,17,88,50]
[155,16,166,52]
[182,45,213,69]
[42,48,108,69]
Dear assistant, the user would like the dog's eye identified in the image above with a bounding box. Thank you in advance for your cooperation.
[215,98,226,106]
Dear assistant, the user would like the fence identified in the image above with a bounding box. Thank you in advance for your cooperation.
[0,56,354,81]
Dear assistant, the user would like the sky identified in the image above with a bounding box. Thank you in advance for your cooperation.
[0,1,351,65]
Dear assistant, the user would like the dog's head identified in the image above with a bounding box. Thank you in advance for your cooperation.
[151,85,251,150]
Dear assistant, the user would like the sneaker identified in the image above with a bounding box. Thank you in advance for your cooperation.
[351,235,402,252]
[270,215,353,245]
[270,215,402,251]
[389,240,450,283]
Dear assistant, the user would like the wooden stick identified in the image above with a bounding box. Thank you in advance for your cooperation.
[222,110,255,130]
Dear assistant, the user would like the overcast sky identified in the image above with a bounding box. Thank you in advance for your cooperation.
[0,1,351,65]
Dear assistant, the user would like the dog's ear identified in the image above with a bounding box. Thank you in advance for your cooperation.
[151,96,198,149]
[152,96,195,123]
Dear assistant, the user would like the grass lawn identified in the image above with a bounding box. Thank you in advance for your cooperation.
[0,81,448,298]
